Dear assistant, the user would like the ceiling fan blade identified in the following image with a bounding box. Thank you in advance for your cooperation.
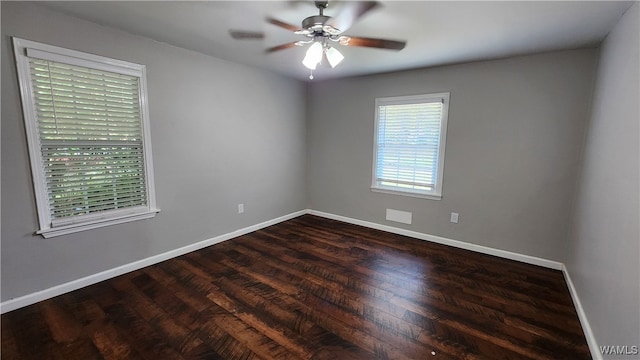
[324,1,379,34]
[229,30,265,40]
[342,36,406,50]
[266,17,303,32]
[266,42,299,53]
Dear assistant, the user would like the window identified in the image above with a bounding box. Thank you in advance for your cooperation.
[13,38,159,238]
[372,93,450,199]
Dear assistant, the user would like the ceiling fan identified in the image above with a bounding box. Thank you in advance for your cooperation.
[229,1,407,79]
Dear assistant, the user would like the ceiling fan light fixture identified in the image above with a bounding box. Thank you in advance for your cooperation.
[325,46,344,68]
[302,41,323,70]
[242,1,405,79]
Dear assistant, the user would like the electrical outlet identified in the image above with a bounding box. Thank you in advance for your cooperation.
[238,204,244,214]
[450,212,459,224]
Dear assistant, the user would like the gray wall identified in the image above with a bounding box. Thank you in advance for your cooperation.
[566,3,639,353]
[307,50,597,261]
[3,5,637,351]
[1,2,307,302]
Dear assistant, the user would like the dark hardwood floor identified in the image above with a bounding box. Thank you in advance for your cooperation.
[1,215,591,359]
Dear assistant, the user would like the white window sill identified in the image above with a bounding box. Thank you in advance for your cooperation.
[36,209,160,238]
[371,186,442,200]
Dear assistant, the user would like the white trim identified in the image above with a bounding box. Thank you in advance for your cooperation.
[139,64,157,212]
[0,208,570,309]
[0,210,306,314]
[21,39,143,75]
[53,206,152,227]
[13,37,51,232]
[562,265,601,360]
[25,48,141,77]
[309,210,602,357]
[372,186,442,200]
[39,209,160,238]
[307,210,563,270]
[12,37,158,238]
[371,92,450,200]
[1,207,597,357]
[376,94,445,106]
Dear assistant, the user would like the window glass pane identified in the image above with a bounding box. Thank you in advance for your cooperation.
[30,59,142,142]
[14,38,157,236]
[30,58,147,220]
[373,94,448,197]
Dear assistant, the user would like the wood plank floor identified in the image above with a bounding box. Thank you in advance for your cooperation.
[1,215,591,359]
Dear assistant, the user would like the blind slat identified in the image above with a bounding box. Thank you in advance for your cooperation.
[30,57,149,221]
[375,98,444,192]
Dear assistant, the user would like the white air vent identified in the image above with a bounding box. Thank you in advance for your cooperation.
[386,209,412,224]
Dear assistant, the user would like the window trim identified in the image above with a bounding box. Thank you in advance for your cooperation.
[371,92,450,200]
[13,37,159,238]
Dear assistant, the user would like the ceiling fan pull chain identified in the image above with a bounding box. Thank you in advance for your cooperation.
[309,69,314,80]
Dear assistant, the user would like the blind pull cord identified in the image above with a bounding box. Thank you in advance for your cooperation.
[45,61,59,135]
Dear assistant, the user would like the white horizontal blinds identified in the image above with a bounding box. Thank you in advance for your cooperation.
[29,58,147,221]
[376,99,443,191]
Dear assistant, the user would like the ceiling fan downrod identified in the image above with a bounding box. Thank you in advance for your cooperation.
[315,1,328,15]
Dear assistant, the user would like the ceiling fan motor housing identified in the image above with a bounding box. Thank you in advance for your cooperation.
[302,15,330,32]
[303,1,341,36]
[259,1,406,56]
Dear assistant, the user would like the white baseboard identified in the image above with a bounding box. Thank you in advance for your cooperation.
[309,210,601,358]
[0,209,602,360]
[0,210,306,314]
[307,210,564,270]
[562,265,601,360]
[2,207,595,360]
[310,210,603,358]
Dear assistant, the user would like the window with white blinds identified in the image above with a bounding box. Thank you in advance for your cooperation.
[372,93,450,199]
[13,38,158,238]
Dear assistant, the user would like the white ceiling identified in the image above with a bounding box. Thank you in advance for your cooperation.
[39,1,633,81]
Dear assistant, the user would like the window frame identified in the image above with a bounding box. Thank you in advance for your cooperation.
[13,37,159,238]
[371,92,450,200]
